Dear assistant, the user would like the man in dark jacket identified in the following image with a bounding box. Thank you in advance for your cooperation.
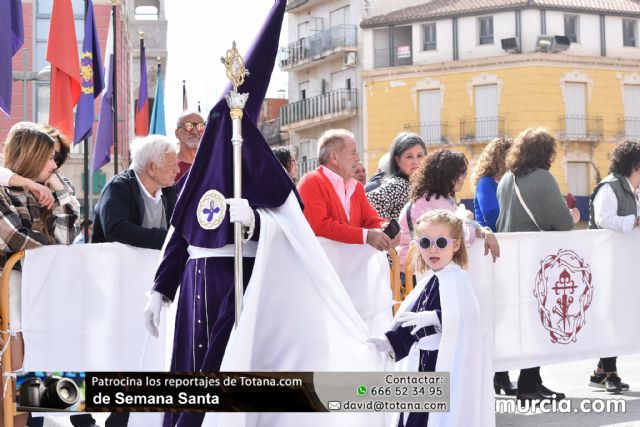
[92,135,179,249]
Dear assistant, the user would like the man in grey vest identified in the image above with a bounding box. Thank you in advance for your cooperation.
[587,139,640,393]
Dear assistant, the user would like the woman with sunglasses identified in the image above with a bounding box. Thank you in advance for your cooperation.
[396,149,500,286]
[369,210,494,427]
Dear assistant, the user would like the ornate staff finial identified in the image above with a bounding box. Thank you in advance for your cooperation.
[220,40,250,93]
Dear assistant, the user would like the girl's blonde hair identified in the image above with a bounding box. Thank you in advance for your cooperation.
[413,209,468,273]
[4,122,55,181]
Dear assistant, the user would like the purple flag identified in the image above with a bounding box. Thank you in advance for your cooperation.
[0,0,24,115]
[93,53,113,172]
[74,0,104,144]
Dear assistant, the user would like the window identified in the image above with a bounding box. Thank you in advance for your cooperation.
[623,19,637,47]
[564,14,579,43]
[330,6,350,28]
[422,23,437,50]
[478,17,493,45]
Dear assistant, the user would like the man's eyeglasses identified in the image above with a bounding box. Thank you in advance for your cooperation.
[418,236,457,250]
[181,122,206,132]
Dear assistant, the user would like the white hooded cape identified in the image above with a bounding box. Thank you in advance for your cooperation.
[203,192,386,427]
[390,263,495,427]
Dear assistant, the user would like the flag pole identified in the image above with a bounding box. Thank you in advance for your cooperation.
[221,42,249,327]
[111,0,118,175]
[182,80,187,110]
[83,0,90,239]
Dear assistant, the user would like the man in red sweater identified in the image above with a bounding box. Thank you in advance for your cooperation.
[298,129,396,251]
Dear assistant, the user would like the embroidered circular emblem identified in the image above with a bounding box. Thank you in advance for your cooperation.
[533,249,593,345]
[197,190,226,230]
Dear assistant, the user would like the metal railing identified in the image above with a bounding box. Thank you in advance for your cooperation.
[558,115,603,140]
[374,48,391,69]
[280,89,358,127]
[373,47,413,69]
[403,121,449,144]
[280,25,357,69]
[619,117,640,140]
[298,158,319,178]
[460,117,506,142]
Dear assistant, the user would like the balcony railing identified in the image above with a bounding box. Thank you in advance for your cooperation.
[280,89,358,127]
[619,117,640,140]
[460,117,506,142]
[558,115,603,140]
[373,47,413,69]
[298,158,319,178]
[280,25,357,69]
[403,122,449,145]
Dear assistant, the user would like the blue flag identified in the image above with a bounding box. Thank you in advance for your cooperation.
[149,64,166,135]
[0,0,24,115]
[74,0,104,144]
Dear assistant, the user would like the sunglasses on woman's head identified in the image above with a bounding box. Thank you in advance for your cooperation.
[418,236,457,250]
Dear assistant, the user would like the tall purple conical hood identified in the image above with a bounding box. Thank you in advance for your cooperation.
[170,0,296,249]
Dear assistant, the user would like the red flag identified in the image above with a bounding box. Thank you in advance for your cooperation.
[46,0,81,140]
[134,37,148,136]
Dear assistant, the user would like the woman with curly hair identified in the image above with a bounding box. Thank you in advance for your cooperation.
[396,149,500,278]
[472,137,512,231]
[367,132,426,220]
[496,127,579,402]
[585,139,640,394]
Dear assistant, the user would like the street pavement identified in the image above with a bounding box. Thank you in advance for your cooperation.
[496,354,640,426]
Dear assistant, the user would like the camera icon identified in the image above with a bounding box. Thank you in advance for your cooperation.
[18,376,80,409]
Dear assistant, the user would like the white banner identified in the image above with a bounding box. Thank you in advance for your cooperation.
[468,229,640,371]
[20,242,172,372]
[15,228,640,376]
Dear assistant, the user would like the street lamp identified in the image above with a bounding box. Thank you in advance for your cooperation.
[11,49,51,121]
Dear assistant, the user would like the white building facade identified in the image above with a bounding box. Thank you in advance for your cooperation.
[280,0,365,175]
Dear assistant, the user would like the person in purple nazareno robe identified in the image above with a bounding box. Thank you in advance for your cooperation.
[142,2,300,426]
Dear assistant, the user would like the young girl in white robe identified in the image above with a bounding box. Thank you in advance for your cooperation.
[369,209,495,427]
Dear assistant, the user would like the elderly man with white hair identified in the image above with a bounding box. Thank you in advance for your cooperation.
[92,134,179,249]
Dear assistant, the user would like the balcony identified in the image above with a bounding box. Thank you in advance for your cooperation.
[374,47,413,69]
[619,117,640,141]
[460,117,506,143]
[558,115,603,141]
[403,122,449,145]
[280,89,358,130]
[280,25,357,71]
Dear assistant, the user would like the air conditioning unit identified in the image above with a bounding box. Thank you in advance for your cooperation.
[344,51,357,67]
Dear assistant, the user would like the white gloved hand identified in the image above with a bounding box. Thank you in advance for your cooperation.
[225,198,255,227]
[144,291,169,338]
[397,310,440,335]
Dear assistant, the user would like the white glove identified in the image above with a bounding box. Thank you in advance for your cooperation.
[397,310,440,335]
[144,291,169,338]
[225,198,255,227]
[367,336,395,361]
